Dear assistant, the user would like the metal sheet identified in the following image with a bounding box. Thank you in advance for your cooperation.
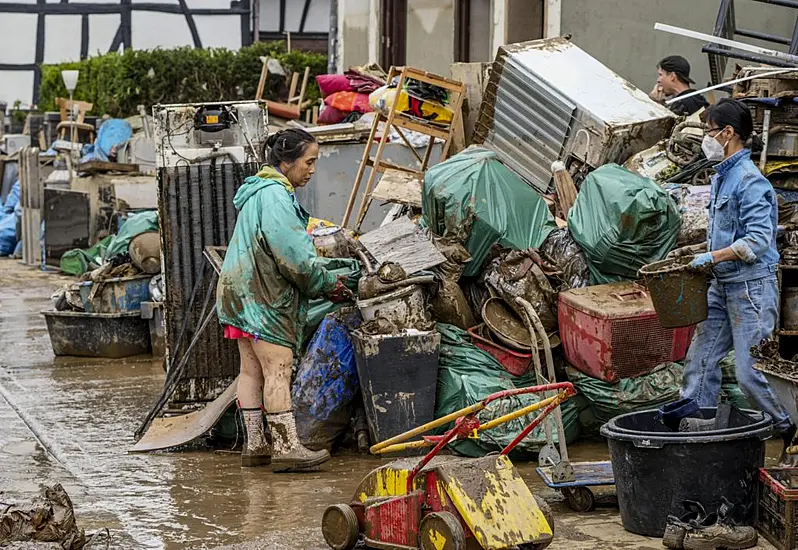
[483,53,575,192]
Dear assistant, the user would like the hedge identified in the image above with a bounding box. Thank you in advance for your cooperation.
[39,42,328,118]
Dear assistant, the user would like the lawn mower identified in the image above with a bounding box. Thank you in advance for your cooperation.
[320,381,576,550]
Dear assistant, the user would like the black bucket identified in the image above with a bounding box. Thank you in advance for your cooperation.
[601,407,772,537]
[638,257,709,328]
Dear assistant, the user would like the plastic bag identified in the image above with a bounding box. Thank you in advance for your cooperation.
[568,164,681,284]
[104,210,158,261]
[293,311,361,451]
[539,228,590,289]
[422,147,557,277]
[565,362,684,424]
[435,323,580,459]
[3,181,19,215]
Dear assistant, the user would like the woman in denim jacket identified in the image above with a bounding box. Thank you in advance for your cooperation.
[679,99,795,455]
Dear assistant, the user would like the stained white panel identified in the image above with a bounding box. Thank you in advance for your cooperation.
[44,15,82,63]
[0,13,37,64]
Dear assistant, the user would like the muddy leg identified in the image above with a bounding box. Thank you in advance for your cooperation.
[237,338,271,467]
[250,340,330,472]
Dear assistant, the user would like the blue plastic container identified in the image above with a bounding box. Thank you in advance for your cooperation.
[78,274,151,313]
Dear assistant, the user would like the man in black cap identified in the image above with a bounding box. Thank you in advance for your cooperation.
[649,55,709,116]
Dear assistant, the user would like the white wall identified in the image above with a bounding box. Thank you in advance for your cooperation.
[0,0,248,108]
[259,0,330,33]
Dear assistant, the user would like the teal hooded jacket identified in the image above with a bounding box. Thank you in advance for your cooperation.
[216,166,342,354]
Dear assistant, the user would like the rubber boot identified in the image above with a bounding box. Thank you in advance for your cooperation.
[240,407,271,467]
[267,411,330,473]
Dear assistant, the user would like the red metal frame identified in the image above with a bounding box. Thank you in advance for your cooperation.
[404,382,575,492]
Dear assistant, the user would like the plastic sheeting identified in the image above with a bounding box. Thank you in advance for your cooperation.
[0,181,20,256]
[435,323,580,459]
[565,362,684,425]
[293,311,361,451]
[103,210,158,261]
[539,228,590,289]
[422,147,557,277]
[568,164,681,284]
[80,119,133,163]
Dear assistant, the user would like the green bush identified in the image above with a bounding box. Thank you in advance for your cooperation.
[39,42,328,118]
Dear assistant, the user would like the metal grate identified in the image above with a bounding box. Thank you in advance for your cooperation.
[609,318,676,379]
[158,159,259,402]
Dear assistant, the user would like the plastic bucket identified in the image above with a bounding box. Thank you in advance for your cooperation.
[601,407,772,537]
[638,257,709,328]
[467,324,533,376]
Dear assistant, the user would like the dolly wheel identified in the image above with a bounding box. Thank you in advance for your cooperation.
[419,512,466,550]
[321,504,359,550]
[564,487,595,513]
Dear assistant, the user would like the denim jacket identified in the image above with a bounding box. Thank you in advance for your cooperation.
[708,149,779,283]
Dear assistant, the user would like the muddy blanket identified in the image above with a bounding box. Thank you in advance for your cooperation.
[0,484,85,549]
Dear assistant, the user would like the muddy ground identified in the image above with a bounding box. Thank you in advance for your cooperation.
[0,259,778,549]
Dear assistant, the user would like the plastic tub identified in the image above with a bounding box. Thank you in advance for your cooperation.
[356,284,426,329]
[639,257,709,328]
[78,274,151,313]
[43,310,151,358]
[468,324,533,376]
[601,407,772,537]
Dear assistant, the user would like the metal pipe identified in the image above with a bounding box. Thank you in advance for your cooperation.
[701,45,798,69]
[736,28,791,46]
[518,297,569,462]
[761,109,772,172]
[655,22,798,65]
[752,0,798,8]
[665,67,795,105]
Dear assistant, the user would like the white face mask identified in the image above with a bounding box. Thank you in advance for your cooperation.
[702,133,728,162]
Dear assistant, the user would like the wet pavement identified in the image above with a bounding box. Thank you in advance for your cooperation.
[0,259,778,549]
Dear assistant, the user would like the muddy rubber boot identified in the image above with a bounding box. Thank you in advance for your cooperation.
[240,407,271,467]
[663,501,706,548]
[268,411,330,473]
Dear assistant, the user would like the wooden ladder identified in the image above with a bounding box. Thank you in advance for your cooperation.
[341,66,466,232]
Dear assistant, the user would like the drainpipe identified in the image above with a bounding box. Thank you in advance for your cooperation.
[336,0,346,73]
[329,0,338,73]
[544,0,562,38]
[491,0,507,56]
[252,0,260,43]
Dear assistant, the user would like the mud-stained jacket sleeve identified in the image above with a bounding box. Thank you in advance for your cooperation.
[731,173,775,264]
[259,193,338,299]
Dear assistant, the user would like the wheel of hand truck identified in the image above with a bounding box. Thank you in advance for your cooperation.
[419,511,466,550]
[321,504,359,550]
[563,486,595,513]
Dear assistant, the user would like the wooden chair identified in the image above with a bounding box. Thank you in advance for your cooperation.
[255,57,311,120]
[55,97,95,143]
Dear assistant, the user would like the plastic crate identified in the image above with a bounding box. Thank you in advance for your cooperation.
[558,281,695,382]
[758,468,798,550]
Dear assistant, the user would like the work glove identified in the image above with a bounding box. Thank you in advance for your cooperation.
[327,277,355,303]
[666,243,707,260]
[687,252,715,273]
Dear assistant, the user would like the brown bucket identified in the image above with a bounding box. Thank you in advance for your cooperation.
[638,257,709,328]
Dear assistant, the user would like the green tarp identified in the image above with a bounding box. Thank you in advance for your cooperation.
[435,324,580,459]
[59,210,158,276]
[568,164,681,284]
[422,147,557,277]
[565,363,684,426]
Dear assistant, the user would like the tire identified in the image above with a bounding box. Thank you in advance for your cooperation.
[321,504,359,550]
[564,487,595,513]
[419,511,466,550]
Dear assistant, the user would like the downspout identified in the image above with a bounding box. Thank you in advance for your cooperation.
[544,0,562,38]
[329,0,339,73]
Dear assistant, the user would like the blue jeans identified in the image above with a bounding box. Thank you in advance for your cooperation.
[681,274,792,432]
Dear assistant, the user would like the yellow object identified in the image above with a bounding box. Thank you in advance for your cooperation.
[372,392,565,455]
[370,86,454,124]
[440,456,553,550]
[764,159,798,177]
[428,529,447,550]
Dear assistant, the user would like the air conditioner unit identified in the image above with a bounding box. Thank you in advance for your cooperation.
[152,101,268,169]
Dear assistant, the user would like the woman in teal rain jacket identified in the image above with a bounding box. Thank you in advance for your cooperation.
[216,128,352,471]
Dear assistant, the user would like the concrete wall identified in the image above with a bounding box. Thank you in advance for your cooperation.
[339,0,371,70]
[406,0,455,74]
[560,0,798,92]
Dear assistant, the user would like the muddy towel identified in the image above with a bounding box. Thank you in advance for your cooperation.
[568,164,681,284]
[422,147,557,277]
[435,324,579,459]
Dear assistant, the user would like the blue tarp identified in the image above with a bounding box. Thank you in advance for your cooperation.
[292,311,361,451]
[0,181,21,256]
[80,119,133,162]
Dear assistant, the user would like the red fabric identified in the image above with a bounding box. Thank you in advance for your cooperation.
[317,105,347,125]
[324,91,373,114]
[224,325,255,340]
[316,74,353,98]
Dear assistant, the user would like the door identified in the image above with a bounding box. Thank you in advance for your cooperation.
[381,0,407,68]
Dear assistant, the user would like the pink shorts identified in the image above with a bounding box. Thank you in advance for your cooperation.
[223,325,256,340]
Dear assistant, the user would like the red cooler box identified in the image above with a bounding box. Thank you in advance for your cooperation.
[559,282,694,383]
